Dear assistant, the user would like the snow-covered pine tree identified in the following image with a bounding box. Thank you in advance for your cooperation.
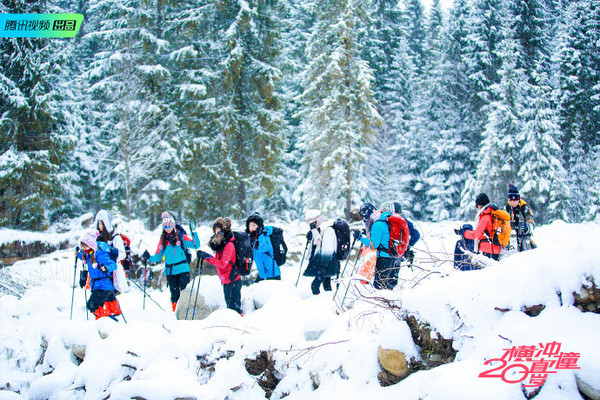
[276,0,315,218]
[459,0,506,214]
[393,0,432,219]
[424,0,474,221]
[463,23,525,213]
[590,144,600,222]
[297,0,382,218]
[361,0,410,204]
[0,0,77,229]
[413,0,446,220]
[403,0,427,74]
[518,75,570,223]
[505,0,569,223]
[554,0,600,222]
[163,0,226,223]
[82,0,181,222]
[198,0,286,218]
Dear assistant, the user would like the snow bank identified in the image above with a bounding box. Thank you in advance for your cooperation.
[0,220,599,399]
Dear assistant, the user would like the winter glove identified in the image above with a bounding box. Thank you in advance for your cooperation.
[519,222,529,235]
[405,248,415,265]
[197,250,211,260]
[79,270,88,288]
[142,250,150,260]
[352,230,361,241]
[454,227,463,235]
[306,230,313,242]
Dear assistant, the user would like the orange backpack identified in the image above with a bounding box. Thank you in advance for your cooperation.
[490,207,511,247]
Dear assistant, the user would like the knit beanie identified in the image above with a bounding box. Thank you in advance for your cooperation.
[508,184,521,200]
[359,203,376,220]
[475,193,490,207]
[393,202,403,214]
[161,211,175,227]
[80,232,98,251]
[246,212,264,233]
[380,202,395,213]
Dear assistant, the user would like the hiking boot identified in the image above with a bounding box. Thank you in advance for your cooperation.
[93,307,109,320]
[105,300,121,316]
[171,302,177,312]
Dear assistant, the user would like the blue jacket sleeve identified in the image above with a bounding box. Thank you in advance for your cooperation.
[183,232,200,250]
[95,248,117,272]
[256,228,274,254]
[407,219,420,246]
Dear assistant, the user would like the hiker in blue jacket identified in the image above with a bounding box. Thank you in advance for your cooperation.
[246,213,281,282]
[354,203,396,290]
[78,232,119,319]
[141,211,200,311]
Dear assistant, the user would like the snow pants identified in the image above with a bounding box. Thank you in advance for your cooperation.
[311,274,332,295]
[223,279,243,314]
[373,257,398,290]
[87,289,116,313]
[166,272,190,303]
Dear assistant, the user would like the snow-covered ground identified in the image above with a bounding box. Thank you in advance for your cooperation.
[1,219,599,400]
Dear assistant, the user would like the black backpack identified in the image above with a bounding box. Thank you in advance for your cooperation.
[269,227,288,266]
[175,224,192,264]
[332,219,351,260]
[232,231,253,276]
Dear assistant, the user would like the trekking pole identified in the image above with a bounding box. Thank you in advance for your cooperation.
[84,288,89,320]
[340,245,364,309]
[126,277,165,311]
[185,256,201,320]
[142,258,148,310]
[191,259,204,320]
[334,236,359,298]
[295,239,310,287]
[70,246,79,320]
[113,294,127,323]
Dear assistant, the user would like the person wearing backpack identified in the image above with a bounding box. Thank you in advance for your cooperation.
[196,217,243,315]
[95,210,126,263]
[141,211,200,312]
[463,193,502,260]
[454,224,475,270]
[245,213,281,282]
[94,210,129,302]
[505,184,537,252]
[388,202,420,266]
[302,210,340,295]
[78,232,119,320]
[354,203,405,290]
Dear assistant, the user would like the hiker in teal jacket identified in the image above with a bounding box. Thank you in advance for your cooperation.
[142,211,200,311]
[355,204,396,290]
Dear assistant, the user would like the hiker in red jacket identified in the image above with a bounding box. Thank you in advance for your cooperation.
[463,193,502,261]
[196,217,243,315]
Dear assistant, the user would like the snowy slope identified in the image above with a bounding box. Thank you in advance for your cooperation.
[1,220,599,400]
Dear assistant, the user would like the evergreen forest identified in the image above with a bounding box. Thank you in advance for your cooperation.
[1,0,599,229]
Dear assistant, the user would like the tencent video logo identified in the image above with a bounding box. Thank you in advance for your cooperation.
[0,14,83,38]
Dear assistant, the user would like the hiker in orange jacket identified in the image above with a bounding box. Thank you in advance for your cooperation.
[463,193,502,261]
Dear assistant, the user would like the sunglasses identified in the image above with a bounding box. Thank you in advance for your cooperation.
[163,224,174,230]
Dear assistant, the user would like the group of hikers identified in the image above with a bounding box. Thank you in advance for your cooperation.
[454,183,537,269]
[74,183,537,320]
